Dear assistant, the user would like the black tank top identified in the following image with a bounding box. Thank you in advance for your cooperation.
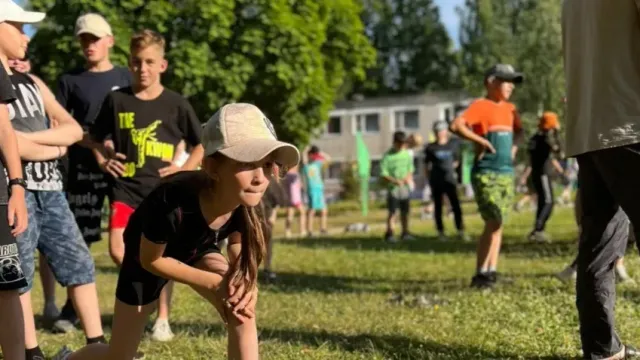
[7,72,63,191]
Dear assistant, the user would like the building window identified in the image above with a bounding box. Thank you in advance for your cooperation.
[326,116,341,135]
[327,163,342,179]
[355,113,380,133]
[394,110,419,130]
[370,159,381,177]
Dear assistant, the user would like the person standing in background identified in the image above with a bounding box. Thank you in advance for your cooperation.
[303,145,330,236]
[283,164,306,238]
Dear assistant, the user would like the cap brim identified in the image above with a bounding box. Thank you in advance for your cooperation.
[6,11,46,24]
[496,72,524,84]
[76,29,111,38]
[217,138,300,168]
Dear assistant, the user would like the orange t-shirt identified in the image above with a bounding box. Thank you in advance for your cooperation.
[461,98,521,173]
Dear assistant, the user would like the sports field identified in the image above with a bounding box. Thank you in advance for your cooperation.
[30,202,640,359]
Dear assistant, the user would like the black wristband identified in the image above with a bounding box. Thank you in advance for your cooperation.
[8,178,26,189]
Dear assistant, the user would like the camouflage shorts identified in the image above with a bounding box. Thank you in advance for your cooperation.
[472,172,514,222]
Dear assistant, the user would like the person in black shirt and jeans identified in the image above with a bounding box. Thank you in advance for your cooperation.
[424,121,467,241]
[526,112,564,243]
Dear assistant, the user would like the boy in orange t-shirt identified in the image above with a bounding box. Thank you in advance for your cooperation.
[449,64,524,289]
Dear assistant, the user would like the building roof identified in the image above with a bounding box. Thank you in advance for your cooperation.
[333,90,472,110]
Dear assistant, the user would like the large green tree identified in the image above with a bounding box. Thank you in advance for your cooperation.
[27,0,375,146]
[353,0,459,96]
[457,0,564,131]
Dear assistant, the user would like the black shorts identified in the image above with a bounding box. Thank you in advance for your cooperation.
[0,205,27,291]
[116,246,222,306]
[387,194,410,215]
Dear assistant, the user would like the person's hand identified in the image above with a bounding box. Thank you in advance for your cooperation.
[226,277,258,320]
[158,163,181,178]
[480,139,496,154]
[7,187,27,236]
[211,276,254,324]
[519,177,527,186]
[99,152,127,178]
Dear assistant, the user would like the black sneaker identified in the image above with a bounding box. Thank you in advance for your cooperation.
[488,271,498,283]
[470,273,494,289]
[384,231,397,243]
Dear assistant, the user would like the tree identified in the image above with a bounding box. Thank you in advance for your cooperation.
[27,0,376,147]
[457,0,564,133]
[352,0,459,96]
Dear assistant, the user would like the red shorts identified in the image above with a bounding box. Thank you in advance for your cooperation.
[110,201,135,230]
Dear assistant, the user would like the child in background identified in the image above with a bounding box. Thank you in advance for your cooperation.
[449,64,524,289]
[381,131,415,243]
[303,145,330,236]
[261,173,287,282]
[283,164,307,238]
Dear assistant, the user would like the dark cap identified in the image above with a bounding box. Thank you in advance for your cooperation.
[485,64,524,84]
[393,131,407,144]
[309,145,320,154]
[432,120,448,133]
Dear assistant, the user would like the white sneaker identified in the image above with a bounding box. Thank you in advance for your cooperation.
[458,232,471,242]
[151,319,175,342]
[556,265,577,282]
[285,230,292,239]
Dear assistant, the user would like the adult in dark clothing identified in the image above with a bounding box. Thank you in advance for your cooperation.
[424,121,467,241]
[563,0,640,358]
[526,112,564,243]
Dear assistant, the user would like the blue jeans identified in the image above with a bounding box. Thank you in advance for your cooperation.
[16,190,95,294]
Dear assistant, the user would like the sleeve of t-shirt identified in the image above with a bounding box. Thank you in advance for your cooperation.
[177,99,202,147]
[461,101,483,127]
[0,65,16,104]
[90,94,116,142]
[55,75,69,109]
[380,154,390,177]
[141,187,180,244]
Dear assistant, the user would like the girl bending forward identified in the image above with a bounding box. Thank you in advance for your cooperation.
[54,103,300,360]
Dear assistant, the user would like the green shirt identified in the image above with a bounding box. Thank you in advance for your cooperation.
[380,148,414,192]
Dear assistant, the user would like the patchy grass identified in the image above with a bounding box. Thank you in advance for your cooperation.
[29,203,640,359]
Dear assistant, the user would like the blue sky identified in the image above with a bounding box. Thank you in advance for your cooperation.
[23,0,463,46]
[435,0,464,47]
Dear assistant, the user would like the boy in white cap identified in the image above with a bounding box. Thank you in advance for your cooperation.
[52,11,133,333]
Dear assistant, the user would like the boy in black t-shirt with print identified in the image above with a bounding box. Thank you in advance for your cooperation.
[90,29,204,342]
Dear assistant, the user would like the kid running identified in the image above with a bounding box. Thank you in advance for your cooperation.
[449,64,524,289]
[90,29,204,341]
[53,102,300,360]
[302,145,330,236]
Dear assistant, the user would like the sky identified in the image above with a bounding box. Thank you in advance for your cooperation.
[22,0,464,46]
[435,0,464,48]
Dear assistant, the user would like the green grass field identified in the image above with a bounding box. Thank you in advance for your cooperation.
[30,202,640,359]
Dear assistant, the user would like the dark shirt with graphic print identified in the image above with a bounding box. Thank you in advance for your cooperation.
[91,87,202,208]
[424,140,459,185]
[56,66,132,175]
[0,66,17,204]
[528,129,563,176]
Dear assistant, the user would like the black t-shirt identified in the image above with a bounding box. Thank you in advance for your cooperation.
[424,140,459,184]
[56,66,132,173]
[91,87,202,207]
[7,72,64,191]
[0,66,16,204]
[528,130,562,175]
[123,171,246,264]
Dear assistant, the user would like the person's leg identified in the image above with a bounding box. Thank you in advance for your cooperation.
[190,253,259,360]
[63,299,155,360]
[307,209,315,235]
[399,199,410,237]
[320,207,328,233]
[478,220,502,271]
[432,183,445,235]
[533,174,555,234]
[285,207,293,237]
[39,253,58,318]
[152,282,175,342]
[385,194,398,241]
[445,182,465,233]
[38,191,103,342]
[108,202,135,267]
[575,154,626,359]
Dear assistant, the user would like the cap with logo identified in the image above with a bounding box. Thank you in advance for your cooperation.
[485,64,524,84]
[75,13,112,38]
[0,0,45,24]
[202,103,300,168]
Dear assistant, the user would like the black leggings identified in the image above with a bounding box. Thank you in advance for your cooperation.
[532,172,554,232]
[431,181,463,233]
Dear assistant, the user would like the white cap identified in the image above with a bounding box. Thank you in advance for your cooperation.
[75,13,112,37]
[0,0,45,24]
[202,103,300,168]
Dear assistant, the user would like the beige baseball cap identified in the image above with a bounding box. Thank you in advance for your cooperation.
[202,103,300,168]
[75,13,112,37]
[0,0,45,24]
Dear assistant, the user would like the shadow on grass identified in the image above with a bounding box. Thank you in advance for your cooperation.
[166,322,573,360]
[279,234,577,259]
[34,314,115,332]
[260,271,465,295]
